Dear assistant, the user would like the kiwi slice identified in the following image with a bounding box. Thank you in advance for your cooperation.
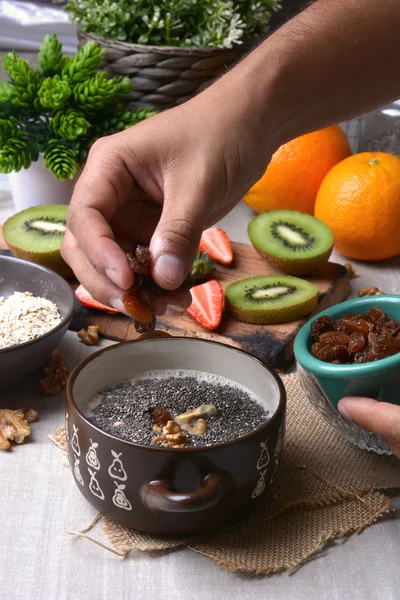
[248,209,334,275]
[3,204,72,278]
[225,275,318,324]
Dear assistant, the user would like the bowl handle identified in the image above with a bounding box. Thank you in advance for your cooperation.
[141,472,232,514]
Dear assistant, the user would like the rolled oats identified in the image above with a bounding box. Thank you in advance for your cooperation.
[0,291,61,350]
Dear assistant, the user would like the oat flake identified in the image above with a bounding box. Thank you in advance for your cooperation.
[0,291,62,350]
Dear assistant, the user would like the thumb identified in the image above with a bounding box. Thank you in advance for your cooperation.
[339,397,400,458]
[150,193,207,290]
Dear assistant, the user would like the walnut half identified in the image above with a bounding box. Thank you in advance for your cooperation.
[358,287,385,297]
[78,325,99,346]
[40,351,69,395]
[174,404,217,425]
[0,408,37,450]
[152,420,188,448]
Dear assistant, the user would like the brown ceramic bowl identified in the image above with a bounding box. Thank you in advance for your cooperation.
[66,337,286,536]
[0,254,75,390]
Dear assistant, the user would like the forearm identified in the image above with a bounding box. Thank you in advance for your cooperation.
[204,0,400,153]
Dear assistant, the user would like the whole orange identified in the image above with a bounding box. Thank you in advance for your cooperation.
[243,125,351,214]
[315,152,400,261]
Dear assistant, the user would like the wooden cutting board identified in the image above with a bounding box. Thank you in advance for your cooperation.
[0,226,350,370]
[85,242,350,370]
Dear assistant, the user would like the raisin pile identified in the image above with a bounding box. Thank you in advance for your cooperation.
[311,308,400,364]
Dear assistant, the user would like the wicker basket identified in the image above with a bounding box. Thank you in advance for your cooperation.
[78,27,253,111]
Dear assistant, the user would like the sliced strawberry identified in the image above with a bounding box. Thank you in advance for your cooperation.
[75,284,120,314]
[199,227,233,266]
[122,292,154,323]
[186,280,224,330]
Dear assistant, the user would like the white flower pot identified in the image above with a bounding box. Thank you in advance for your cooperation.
[8,155,81,212]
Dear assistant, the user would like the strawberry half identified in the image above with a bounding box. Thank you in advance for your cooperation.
[186,280,224,330]
[199,227,233,266]
[75,284,120,314]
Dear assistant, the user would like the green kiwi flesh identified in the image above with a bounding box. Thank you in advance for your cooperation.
[3,204,72,278]
[225,275,318,324]
[248,209,334,275]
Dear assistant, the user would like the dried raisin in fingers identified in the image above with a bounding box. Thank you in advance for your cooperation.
[127,246,152,277]
[134,314,156,334]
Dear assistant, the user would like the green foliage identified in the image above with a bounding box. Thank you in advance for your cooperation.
[44,140,77,180]
[61,41,104,84]
[3,52,39,108]
[0,117,17,145]
[73,72,131,110]
[0,34,156,179]
[0,131,38,173]
[38,76,72,109]
[58,0,282,48]
[38,34,69,77]
[0,83,12,103]
[52,109,90,140]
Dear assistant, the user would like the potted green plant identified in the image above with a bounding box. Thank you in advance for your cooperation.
[0,34,155,211]
[58,0,282,111]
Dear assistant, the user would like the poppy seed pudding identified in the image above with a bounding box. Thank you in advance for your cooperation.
[88,370,270,447]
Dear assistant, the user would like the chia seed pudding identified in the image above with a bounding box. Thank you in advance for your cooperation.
[88,370,269,447]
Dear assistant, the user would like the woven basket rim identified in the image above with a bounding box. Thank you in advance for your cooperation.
[78,27,259,56]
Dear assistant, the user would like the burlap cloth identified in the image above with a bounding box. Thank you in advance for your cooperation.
[52,374,400,575]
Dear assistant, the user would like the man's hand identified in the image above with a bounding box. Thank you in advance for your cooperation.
[61,91,273,313]
[339,398,400,459]
[61,0,400,313]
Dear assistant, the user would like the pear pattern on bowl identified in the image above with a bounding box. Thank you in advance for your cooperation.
[71,424,81,457]
[86,439,100,470]
[256,441,270,472]
[108,450,127,481]
[270,424,284,485]
[73,458,84,486]
[251,437,270,499]
[88,468,105,500]
[112,481,132,511]
[252,475,266,499]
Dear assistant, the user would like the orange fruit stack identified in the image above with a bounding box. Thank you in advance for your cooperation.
[244,125,351,215]
[315,152,400,261]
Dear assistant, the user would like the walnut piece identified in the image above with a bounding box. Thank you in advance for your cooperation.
[358,287,385,297]
[0,408,37,450]
[344,263,358,279]
[78,325,99,346]
[186,418,207,436]
[40,351,69,395]
[152,419,188,448]
[174,404,217,425]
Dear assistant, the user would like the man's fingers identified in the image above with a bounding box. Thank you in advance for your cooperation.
[61,230,129,313]
[66,143,135,290]
[150,187,207,290]
[339,397,400,458]
[62,231,192,319]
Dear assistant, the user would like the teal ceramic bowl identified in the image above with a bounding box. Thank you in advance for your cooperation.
[294,295,400,455]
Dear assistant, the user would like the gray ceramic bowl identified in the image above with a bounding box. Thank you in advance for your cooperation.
[0,254,75,390]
